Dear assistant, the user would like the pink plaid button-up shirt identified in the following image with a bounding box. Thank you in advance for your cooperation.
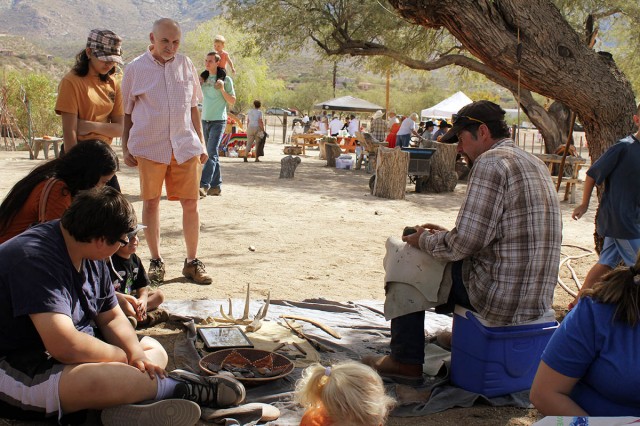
[122,48,204,164]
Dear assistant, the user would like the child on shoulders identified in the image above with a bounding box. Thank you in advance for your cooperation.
[214,34,236,75]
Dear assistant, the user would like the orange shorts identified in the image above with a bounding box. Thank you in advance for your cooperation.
[136,155,201,201]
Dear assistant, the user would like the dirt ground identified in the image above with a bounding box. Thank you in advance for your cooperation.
[0,132,598,425]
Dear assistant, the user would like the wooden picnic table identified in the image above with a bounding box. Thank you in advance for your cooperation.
[336,136,357,153]
[534,153,587,203]
[33,137,63,159]
[292,133,324,155]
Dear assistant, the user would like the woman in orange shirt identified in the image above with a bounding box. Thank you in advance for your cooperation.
[0,140,118,243]
[55,29,124,190]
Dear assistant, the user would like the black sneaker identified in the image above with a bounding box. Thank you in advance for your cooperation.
[101,399,201,425]
[148,258,165,284]
[169,369,245,408]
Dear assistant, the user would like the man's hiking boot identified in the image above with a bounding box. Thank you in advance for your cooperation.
[101,399,201,426]
[362,355,424,386]
[199,187,208,199]
[148,258,165,284]
[169,369,246,408]
[207,186,221,196]
[182,258,213,285]
[137,309,170,328]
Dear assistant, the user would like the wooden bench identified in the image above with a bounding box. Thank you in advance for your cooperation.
[534,153,587,203]
[32,137,63,159]
[336,136,357,153]
[355,132,387,173]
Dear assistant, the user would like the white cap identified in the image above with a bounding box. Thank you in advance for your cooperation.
[127,224,146,237]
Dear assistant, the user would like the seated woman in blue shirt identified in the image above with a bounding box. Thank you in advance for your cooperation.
[530,254,640,416]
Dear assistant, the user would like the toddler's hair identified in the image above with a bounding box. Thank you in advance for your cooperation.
[295,362,395,426]
[214,34,226,43]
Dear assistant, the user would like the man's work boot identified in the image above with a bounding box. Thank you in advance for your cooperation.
[148,258,165,284]
[182,259,213,285]
[362,355,424,386]
[199,187,207,199]
[207,186,221,196]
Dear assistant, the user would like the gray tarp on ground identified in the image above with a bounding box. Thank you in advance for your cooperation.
[163,299,530,425]
[314,96,385,113]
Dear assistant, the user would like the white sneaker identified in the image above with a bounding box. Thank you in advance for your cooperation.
[101,399,201,425]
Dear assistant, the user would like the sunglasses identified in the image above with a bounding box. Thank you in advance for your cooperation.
[453,115,485,126]
[117,228,144,247]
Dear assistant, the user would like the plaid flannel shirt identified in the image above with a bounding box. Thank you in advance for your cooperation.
[370,118,387,142]
[420,139,562,324]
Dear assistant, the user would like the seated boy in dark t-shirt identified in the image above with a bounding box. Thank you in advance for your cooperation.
[109,224,168,328]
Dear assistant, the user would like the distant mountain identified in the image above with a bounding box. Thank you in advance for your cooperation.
[0,0,220,56]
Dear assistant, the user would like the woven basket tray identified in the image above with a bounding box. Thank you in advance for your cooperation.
[199,348,294,384]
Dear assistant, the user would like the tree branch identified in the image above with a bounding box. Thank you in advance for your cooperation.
[313,38,519,93]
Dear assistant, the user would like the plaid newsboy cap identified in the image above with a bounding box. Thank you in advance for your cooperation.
[86,29,123,64]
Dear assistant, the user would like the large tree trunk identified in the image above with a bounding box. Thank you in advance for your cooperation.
[389,0,636,161]
[373,147,409,200]
[420,141,458,193]
[325,143,342,167]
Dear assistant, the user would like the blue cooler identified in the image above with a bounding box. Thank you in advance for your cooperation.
[450,307,558,397]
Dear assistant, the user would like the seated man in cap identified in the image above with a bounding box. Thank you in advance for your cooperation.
[363,101,562,384]
[0,187,244,425]
[420,121,436,144]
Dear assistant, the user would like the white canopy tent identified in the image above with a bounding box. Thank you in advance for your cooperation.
[421,92,473,120]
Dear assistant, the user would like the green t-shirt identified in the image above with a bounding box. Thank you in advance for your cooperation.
[201,76,235,121]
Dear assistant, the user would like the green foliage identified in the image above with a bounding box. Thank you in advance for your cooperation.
[1,70,60,139]
[221,0,640,107]
[218,0,517,115]
[182,17,286,112]
[276,81,333,114]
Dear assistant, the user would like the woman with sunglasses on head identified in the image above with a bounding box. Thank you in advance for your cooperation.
[0,140,118,244]
[55,29,124,190]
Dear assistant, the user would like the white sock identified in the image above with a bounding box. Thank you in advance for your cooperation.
[155,376,181,400]
[186,258,196,263]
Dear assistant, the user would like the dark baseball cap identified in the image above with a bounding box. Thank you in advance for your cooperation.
[440,100,506,143]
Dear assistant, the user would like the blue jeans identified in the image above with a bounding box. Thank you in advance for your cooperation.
[396,134,411,148]
[200,120,225,189]
[390,260,473,364]
[598,236,640,268]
